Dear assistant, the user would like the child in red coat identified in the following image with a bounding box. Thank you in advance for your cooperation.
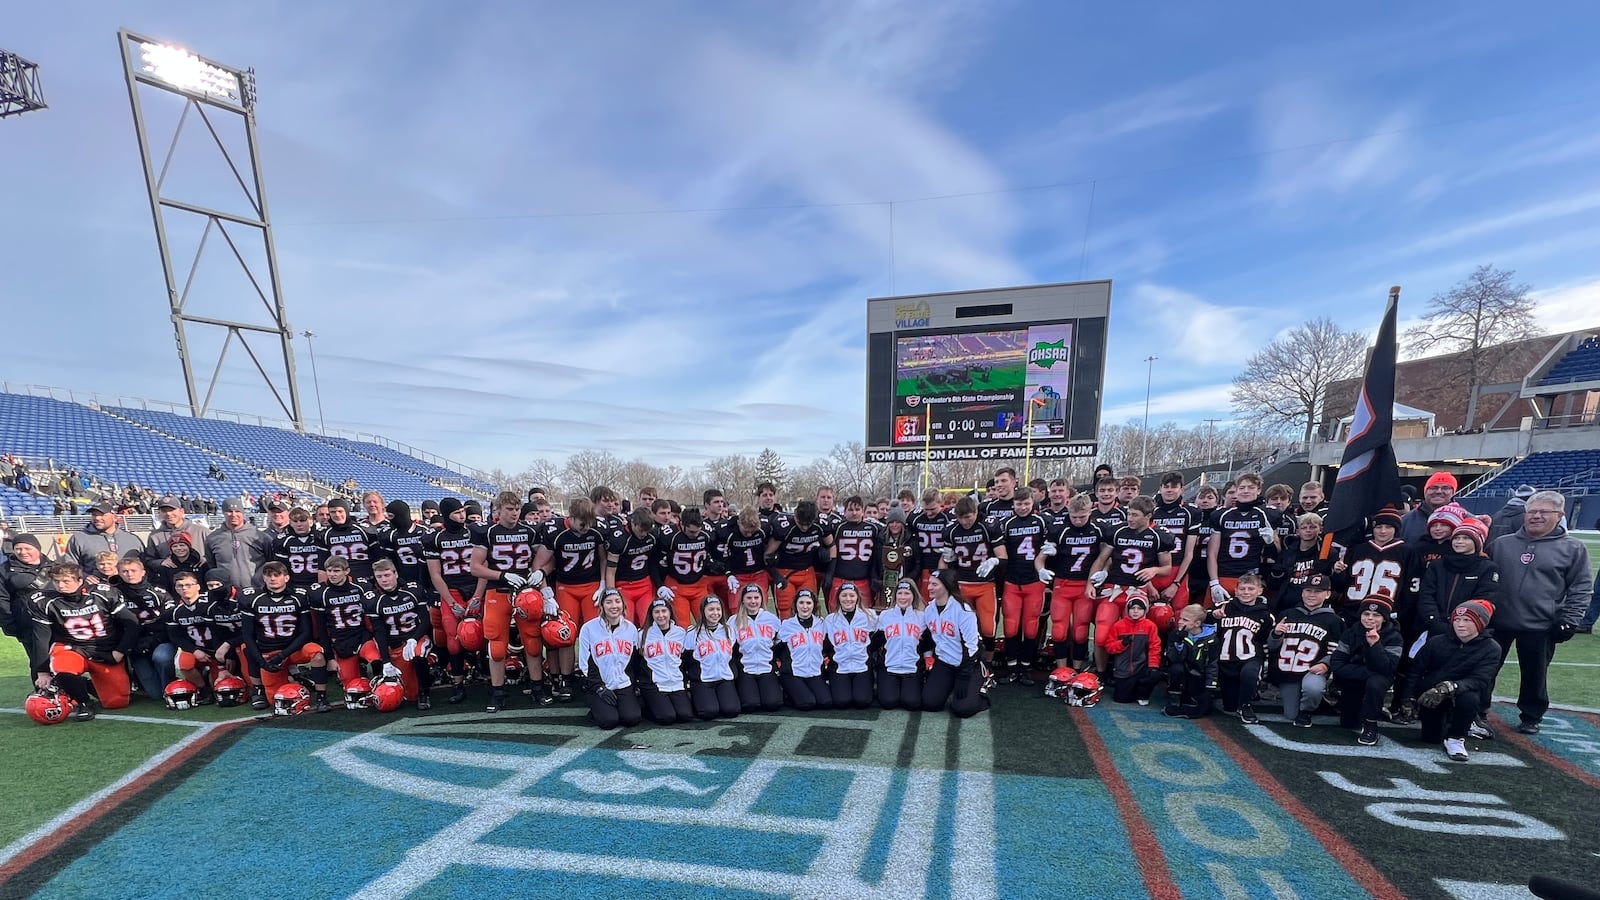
[1098,591,1163,705]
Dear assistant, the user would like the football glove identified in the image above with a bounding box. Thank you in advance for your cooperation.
[727,575,740,594]
[541,586,558,617]
[591,584,605,604]
[656,586,673,601]
[1209,581,1229,606]
[1554,622,1578,644]
[1418,680,1456,709]
[975,558,999,578]
[1088,570,1108,588]
[1039,568,1055,584]
[1039,542,1057,559]
[501,572,528,591]
[1259,525,1277,541]
[528,570,545,589]
[940,547,956,564]
[382,662,402,680]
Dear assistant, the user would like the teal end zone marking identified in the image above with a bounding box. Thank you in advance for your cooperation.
[1090,709,1374,900]
[748,766,853,820]
[41,729,458,898]
[483,812,823,875]
[993,774,1144,895]
[923,770,961,900]
[1492,706,1600,777]
[347,735,555,790]
[857,768,908,883]
[528,748,745,808]
[408,865,783,900]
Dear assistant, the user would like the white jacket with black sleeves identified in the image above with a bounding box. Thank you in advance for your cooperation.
[578,617,640,691]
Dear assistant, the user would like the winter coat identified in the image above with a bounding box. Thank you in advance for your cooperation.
[1101,616,1161,681]
[1165,625,1220,701]
[1330,623,1402,682]
[1407,631,1501,699]
[1415,553,1500,635]
[1488,525,1593,632]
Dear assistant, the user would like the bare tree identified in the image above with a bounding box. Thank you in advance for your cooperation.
[561,450,626,496]
[516,458,563,498]
[700,454,759,505]
[1230,317,1369,442]
[1406,264,1541,427]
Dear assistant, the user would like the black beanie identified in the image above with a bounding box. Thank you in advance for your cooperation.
[386,500,413,530]
[439,497,463,517]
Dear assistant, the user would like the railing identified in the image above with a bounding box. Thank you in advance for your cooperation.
[1457,456,1520,498]
[1532,412,1600,430]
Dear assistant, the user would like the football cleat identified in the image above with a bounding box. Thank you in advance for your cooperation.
[541,611,578,649]
[163,679,201,711]
[24,686,76,725]
[272,683,313,716]
[213,674,247,708]
[1043,666,1076,699]
[456,618,486,653]
[342,677,375,710]
[1065,671,1103,708]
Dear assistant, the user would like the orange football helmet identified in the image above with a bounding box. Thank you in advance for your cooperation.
[456,618,485,652]
[272,683,313,716]
[164,679,201,710]
[1043,666,1076,699]
[343,676,374,710]
[213,674,247,708]
[372,681,405,712]
[25,687,75,725]
[541,610,577,649]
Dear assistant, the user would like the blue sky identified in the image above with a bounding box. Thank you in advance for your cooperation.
[5,2,1600,474]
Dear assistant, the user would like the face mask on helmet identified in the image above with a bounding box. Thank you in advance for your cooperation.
[164,679,201,711]
[1043,666,1076,699]
[25,686,75,725]
[213,675,247,708]
[272,684,313,716]
[343,677,374,710]
[1066,672,1103,708]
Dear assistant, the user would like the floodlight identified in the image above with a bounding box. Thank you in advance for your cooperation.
[133,39,255,110]
[0,48,48,119]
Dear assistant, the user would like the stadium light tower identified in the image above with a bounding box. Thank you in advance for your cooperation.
[0,48,48,118]
[117,28,305,428]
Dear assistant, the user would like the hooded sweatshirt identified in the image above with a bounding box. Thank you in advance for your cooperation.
[1488,524,1593,632]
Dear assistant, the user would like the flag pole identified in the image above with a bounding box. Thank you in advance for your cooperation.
[921,403,933,493]
[1320,284,1402,560]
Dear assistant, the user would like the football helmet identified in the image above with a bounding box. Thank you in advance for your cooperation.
[513,588,544,622]
[372,681,405,712]
[1146,601,1176,634]
[1043,666,1076,699]
[164,679,201,711]
[457,617,486,652]
[1065,671,1103,708]
[213,674,247,708]
[503,654,526,684]
[25,686,75,725]
[541,610,578,649]
[272,683,313,716]
[343,677,375,710]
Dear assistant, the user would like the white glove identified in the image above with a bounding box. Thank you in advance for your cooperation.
[1039,568,1055,584]
[592,584,605,604]
[1088,570,1108,588]
[1210,582,1229,606]
[502,572,528,591]
[1259,525,1277,541]
[727,574,740,594]
[527,569,545,589]
[940,546,956,564]
[541,586,558,617]
[1039,542,1057,559]
[975,558,998,578]
[656,586,673,601]
[381,662,401,679]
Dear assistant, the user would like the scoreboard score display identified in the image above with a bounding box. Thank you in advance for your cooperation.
[865,281,1109,464]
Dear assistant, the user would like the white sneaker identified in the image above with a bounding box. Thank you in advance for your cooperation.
[1137,698,1150,706]
[1444,738,1469,762]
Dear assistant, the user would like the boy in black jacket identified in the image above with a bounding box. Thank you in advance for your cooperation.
[1330,593,1402,746]
[1163,604,1219,718]
[1408,599,1502,762]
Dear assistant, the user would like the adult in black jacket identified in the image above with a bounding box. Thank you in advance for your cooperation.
[1407,599,1502,761]
[2,535,50,645]
[1414,519,1500,637]
[1330,595,1403,744]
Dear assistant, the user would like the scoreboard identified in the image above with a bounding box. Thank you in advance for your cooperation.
[865,281,1109,464]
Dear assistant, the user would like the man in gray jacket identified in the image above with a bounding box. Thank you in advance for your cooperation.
[1487,490,1593,733]
[203,498,270,590]
[144,495,209,566]
[66,501,145,567]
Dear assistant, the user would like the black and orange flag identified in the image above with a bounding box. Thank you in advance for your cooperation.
[1323,286,1403,552]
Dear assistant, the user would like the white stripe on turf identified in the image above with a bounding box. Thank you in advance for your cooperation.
[0,707,213,727]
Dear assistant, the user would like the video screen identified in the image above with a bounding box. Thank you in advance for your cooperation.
[892,323,1072,446]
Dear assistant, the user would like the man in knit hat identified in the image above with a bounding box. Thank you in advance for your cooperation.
[1400,472,1458,544]
[1406,599,1501,761]
[1487,491,1592,733]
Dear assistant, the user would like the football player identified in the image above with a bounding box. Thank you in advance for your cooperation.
[166,570,235,698]
[907,489,950,601]
[1087,496,1174,672]
[1214,573,1275,723]
[1150,472,1201,610]
[980,467,1018,526]
[1269,572,1344,727]
[423,497,482,703]
[720,507,772,600]
[238,561,328,711]
[1188,485,1221,604]
[990,492,1049,685]
[607,507,667,626]
[661,507,715,627]
[1116,477,1141,506]
[1296,481,1330,518]
[272,507,325,589]
[1089,477,1127,531]
[469,491,555,712]
[26,562,140,718]
[1041,478,1073,526]
[113,555,176,700]
[367,559,435,709]
[309,556,377,689]
[1205,472,1280,607]
[939,495,999,674]
[815,485,844,532]
[1332,505,1410,625]
[1037,494,1101,671]
[547,497,609,698]
[755,482,784,533]
[823,496,883,613]
[702,489,732,533]
[321,499,379,584]
[362,491,394,536]
[765,500,827,620]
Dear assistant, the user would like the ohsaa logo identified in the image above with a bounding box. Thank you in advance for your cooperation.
[1027,340,1069,368]
[894,301,931,329]
[907,395,921,407]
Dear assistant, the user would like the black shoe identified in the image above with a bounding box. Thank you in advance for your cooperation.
[417,694,432,711]
[1578,625,1593,634]
[1468,718,1494,741]
[197,690,216,706]
[1358,722,1379,746]
[1515,720,1541,735]
[486,689,508,713]
[1015,670,1036,687]
[250,688,268,711]
[552,675,573,702]
[1293,712,1313,728]
[1238,704,1260,725]
[313,693,331,713]
[537,682,556,706]
[72,701,97,722]
[447,685,466,704]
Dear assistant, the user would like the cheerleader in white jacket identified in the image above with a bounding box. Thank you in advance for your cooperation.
[776,590,832,711]
[823,582,878,709]
[687,594,740,720]
[732,583,784,712]
[922,569,988,718]
[578,590,643,729]
[635,596,693,725]
[876,579,928,710]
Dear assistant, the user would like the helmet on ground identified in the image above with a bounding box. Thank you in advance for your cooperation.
[1043,666,1076,699]
[272,683,313,716]
[343,676,374,710]
[25,686,75,725]
[1066,671,1103,708]
[541,610,578,649]
[213,674,247,708]
[1146,601,1175,634]
[164,679,201,711]
[372,681,405,712]
[504,654,526,684]
[457,618,485,652]
[514,589,544,621]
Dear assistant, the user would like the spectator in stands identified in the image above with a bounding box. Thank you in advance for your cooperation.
[205,498,271,591]
[206,461,224,482]
[66,501,146,569]
[1487,484,1537,544]
[145,494,209,566]
[1400,472,1457,543]
[1487,490,1594,733]
[15,469,32,494]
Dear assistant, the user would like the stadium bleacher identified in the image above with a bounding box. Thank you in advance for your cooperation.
[1460,450,1600,498]
[0,482,54,516]
[1538,336,1600,386]
[313,435,498,496]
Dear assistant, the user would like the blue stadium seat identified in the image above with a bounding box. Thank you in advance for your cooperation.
[0,482,55,516]
[1538,338,1600,386]
[1462,450,1600,498]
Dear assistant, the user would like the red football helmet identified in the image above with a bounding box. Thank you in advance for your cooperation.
[1066,671,1103,708]
[25,686,75,725]
[372,681,405,712]
[504,654,526,684]
[1146,601,1176,634]
[457,617,485,652]
[164,679,201,711]
[213,674,247,708]
[514,589,544,621]
[541,610,577,648]
[343,677,374,710]
[1043,666,1076,699]
[272,683,313,716]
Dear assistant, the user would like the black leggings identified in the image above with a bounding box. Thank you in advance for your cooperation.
[691,679,741,719]
[1218,660,1264,712]
[588,685,642,730]
[640,685,694,724]
[922,661,986,718]
[780,673,833,710]
[735,671,784,712]
[1336,673,1394,728]
[877,670,923,710]
[1111,669,1161,704]
[829,670,874,709]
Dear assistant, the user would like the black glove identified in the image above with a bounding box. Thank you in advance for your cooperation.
[1553,622,1577,644]
[772,575,787,591]
[598,686,618,706]
[263,652,285,672]
[1418,680,1456,709]
[954,663,973,700]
